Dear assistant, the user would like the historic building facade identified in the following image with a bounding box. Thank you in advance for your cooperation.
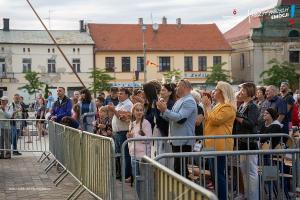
[225,0,300,85]
[0,19,94,101]
[88,17,232,88]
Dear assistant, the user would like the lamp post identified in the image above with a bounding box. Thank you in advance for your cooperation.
[141,24,147,83]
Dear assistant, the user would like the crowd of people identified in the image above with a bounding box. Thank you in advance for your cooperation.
[1,79,300,199]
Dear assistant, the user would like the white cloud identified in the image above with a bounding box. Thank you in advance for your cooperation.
[0,0,278,32]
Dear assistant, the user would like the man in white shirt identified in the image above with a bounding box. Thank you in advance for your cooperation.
[108,88,133,180]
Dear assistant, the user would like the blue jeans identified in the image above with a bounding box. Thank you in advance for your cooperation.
[209,156,226,200]
[131,157,141,199]
[113,131,132,179]
[11,126,19,151]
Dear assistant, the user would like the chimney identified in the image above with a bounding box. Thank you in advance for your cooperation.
[79,20,86,32]
[176,18,181,26]
[3,18,9,31]
[162,16,167,24]
[138,18,144,25]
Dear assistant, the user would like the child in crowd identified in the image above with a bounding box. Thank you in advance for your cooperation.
[94,106,112,137]
[127,102,152,199]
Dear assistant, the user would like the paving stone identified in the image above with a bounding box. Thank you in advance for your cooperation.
[0,152,135,200]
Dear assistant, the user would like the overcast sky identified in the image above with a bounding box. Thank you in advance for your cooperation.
[0,0,278,33]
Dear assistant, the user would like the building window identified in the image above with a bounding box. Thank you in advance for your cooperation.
[1,47,4,52]
[23,48,26,53]
[213,56,222,66]
[77,48,80,53]
[184,56,193,71]
[122,57,130,72]
[28,48,30,53]
[48,59,56,73]
[105,57,115,72]
[0,58,6,74]
[289,30,299,38]
[240,53,245,70]
[48,48,50,53]
[73,48,76,53]
[22,58,32,73]
[198,56,207,71]
[159,57,171,72]
[290,51,299,63]
[137,57,144,72]
[52,48,55,53]
[72,59,80,72]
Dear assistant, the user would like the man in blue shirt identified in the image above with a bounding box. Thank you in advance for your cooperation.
[104,87,119,106]
[265,85,287,133]
[50,87,72,123]
[156,79,197,177]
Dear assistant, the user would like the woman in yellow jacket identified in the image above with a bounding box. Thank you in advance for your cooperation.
[202,81,236,200]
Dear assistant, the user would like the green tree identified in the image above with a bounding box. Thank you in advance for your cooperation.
[89,68,115,96]
[44,84,49,99]
[163,69,182,84]
[260,59,299,89]
[205,62,230,84]
[18,71,45,98]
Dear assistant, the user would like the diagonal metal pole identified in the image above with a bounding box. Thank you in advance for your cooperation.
[25,0,86,88]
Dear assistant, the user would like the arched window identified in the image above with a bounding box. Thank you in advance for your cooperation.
[289,30,299,38]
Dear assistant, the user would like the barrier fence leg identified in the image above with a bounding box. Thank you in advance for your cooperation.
[55,171,69,186]
[45,160,56,173]
[53,169,67,183]
[71,187,86,200]
[67,184,82,200]
[39,151,51,163]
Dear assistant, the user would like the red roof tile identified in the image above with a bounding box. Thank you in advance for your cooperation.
[224,16,262,42]
[88,23,232,52]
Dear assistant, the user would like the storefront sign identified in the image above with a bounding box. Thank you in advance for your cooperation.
[184,72,208,78]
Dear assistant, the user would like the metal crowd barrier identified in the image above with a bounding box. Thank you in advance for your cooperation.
[121,133,295,199]
[141,155,218,200]
[46,121,115,200]
[0,119,50,161]
[155,149,300,200]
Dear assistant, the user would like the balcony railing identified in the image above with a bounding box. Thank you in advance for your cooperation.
[0,72,15,79]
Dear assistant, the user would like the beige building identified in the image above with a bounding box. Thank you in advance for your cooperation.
[0,19,94,101]
[88,18,232,87]
[225,0,300,85]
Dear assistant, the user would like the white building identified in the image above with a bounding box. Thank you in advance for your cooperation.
[0,18,94,102]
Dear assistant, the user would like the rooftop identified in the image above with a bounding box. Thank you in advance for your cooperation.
[224,16,262,42]
[0,30,94,45]
[88,23,232,52]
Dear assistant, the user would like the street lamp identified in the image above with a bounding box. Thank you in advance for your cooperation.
[141,23,159,83]
[141,24,147,83]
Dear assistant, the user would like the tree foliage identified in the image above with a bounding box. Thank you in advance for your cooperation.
[18,71,45,97]
[205,62,230,84]
[260,59,299,89]
[44,84,49,99]
[89,68,115,95]
[162,69,182,84]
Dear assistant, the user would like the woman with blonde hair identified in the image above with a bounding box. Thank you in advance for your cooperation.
[202,81,236,200]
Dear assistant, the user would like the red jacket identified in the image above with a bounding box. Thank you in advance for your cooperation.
[291,103,300,126]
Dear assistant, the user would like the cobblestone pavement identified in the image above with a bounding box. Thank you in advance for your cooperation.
[0,152,135,200]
